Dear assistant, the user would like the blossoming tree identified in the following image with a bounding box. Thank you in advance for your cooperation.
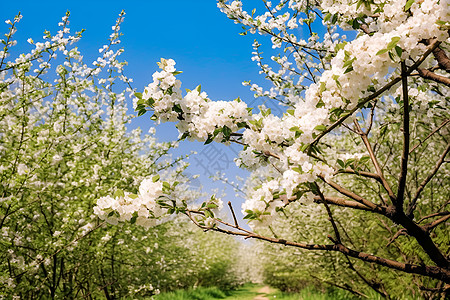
[95,0,449,297]
[0,11,245,298]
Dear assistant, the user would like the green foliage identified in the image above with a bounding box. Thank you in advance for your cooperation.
[154,286,228,300]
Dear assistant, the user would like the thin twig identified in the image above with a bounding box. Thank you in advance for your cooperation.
[315,183,341,243]
[227,201,239,228]
[409,119,449,154]
[407,142,450,217]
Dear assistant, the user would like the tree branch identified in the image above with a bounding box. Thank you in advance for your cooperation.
[337,168,381,182]
[423,214,450,232]
[409,119,449,154]
[417,211,450,224]
[417,68,450,86]
[386,229,408,247]
[227,201,239,228]
[313,196,381,212]
[186,210,450,283]
[386,209,449,269]
[315,183,341,243]
[406,142,450,218]
[396,61,410,209]
[320,176,384,213]
[432,45,450,72]
[354,122,397,203]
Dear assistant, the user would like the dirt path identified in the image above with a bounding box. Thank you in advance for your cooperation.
[253,286,271,300]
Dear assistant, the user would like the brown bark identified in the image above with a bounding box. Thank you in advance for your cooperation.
[417,68,450,86]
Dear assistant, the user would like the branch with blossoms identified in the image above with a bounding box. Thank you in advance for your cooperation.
[93,174,450,282]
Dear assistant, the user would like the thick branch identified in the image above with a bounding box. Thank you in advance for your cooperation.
[417,68,450,86]
[334,243,450,283]
[418,212,450,224]
[432,45,450,72]
[387,209,449,269]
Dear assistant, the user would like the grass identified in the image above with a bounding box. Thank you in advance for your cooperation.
[152,286,228,300]
[153,284,258,300]
[152,283,358,300]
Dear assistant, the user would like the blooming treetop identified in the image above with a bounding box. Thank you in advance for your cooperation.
[95,0,450,285]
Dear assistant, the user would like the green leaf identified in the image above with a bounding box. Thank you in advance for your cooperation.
[152,174,160,182]
[344,66,354,74]
[292,167,302,173]
[359,156,370,164]
[196,85,201,93]
[179,132,189,141]
[343,58,355,68]
[138,109,147,117]
[300,143,309,152]
[204,134,214,145]
[376,48,389,56]
[314,125,327,132]
[337,159,345,168]
[204,210,213,218]
[134,92,142,99]
[388,51,395,61]
[395,45,403,58]
[331,14,338,24]
[316,99,325,108]
[222,125,232,138]
[130,215,137,224]
[319,82,326,93]
[404,0,414,11]
[356,0,364,10]
[113,189,124,198]
[387,37,400,50]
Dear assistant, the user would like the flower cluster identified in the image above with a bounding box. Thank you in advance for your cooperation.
[94,178,165,228]
[137,59,250,143]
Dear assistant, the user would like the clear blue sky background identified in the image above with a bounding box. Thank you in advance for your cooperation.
[2,0,280,218]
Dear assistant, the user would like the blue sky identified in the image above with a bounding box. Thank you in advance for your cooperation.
[2,0,279,218]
